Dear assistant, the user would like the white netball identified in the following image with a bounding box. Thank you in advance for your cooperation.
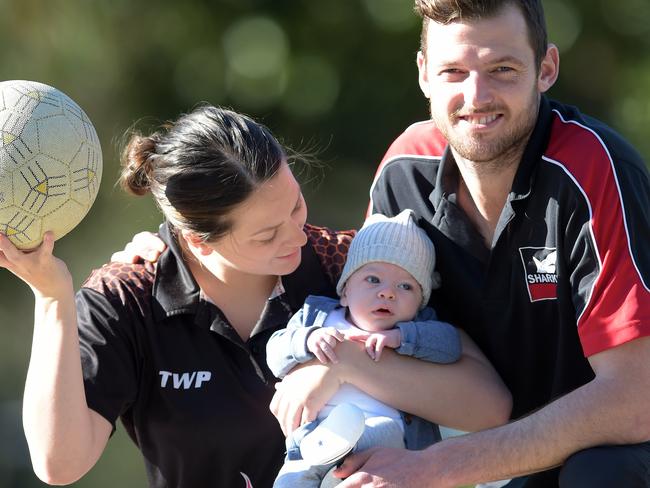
[0,80,102,249]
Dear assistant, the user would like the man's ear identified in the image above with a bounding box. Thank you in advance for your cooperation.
[417,50,431,99]
[181,229,213,256]
[538,44,560,93]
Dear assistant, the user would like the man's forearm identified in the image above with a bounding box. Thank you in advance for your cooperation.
[428,372,650,486]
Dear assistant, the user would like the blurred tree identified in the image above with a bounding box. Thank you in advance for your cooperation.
[0,0,648,486]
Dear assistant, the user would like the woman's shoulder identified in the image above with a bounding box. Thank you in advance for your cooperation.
[80,260,156,306]
[303,223,356,288]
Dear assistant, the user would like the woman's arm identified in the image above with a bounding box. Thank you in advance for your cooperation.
[271,329,511,435]
[0,233,111,484]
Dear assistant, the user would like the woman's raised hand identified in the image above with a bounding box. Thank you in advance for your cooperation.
[0,232,73,299]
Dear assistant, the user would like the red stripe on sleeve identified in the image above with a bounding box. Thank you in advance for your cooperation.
[366,121,447,217]
[546,113,650,355]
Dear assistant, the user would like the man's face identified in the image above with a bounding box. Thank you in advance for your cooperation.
[417,4,556,164]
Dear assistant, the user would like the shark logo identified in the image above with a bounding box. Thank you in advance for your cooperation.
[533,250,556,274]
[240,472,254,488]
[519,247,558,302]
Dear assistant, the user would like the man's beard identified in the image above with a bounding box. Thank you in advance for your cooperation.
[432,92,540,168]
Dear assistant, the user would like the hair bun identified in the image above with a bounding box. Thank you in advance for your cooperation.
[120,134,157,196]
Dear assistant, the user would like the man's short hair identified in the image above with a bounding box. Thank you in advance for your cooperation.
[414,0,548,69]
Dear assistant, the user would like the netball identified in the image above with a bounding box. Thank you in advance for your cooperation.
[0,80,102,249]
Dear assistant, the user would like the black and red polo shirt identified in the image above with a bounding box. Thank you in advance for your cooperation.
[369,96,650,419]
[76,222,353,488]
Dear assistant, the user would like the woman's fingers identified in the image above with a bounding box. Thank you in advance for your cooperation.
[0,233,22,262]
[39,231,55,256]
[0,232,73,298]
[270,384,304,435]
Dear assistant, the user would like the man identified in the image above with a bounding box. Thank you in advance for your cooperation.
[333,0,650,486]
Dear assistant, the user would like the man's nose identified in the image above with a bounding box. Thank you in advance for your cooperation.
[463,72,494,109]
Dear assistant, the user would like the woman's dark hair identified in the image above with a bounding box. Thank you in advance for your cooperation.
[415,0,548,70]
[120,105,286,242]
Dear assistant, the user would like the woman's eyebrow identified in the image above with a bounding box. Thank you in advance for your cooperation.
[251,222,281,237]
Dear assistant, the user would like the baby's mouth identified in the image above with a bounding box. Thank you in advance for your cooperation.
[373,307,393,316]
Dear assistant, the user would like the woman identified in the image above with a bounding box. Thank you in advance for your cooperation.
[0,105,510,488]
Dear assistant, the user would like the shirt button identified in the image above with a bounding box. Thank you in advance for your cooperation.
[404,414,412,425]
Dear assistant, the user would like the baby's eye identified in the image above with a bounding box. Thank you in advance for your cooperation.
[398,282,413,291]
[365,275,380,284]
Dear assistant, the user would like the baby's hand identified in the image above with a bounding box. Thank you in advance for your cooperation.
[344,328,401,361]
[307,327,345,364]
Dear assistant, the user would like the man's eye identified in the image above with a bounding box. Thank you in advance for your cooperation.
[365,275,380,284]
[398,283,413,291]
[440,68,465,76]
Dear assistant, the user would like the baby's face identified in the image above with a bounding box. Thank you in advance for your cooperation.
[340,262,422,332]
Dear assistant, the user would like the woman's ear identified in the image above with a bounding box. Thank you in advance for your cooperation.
[181,229,213,256]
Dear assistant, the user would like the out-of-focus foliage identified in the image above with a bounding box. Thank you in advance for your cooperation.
[0,0,648,486]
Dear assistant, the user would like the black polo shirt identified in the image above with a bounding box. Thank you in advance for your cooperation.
[77,222,353,488]
[369,97,650,419]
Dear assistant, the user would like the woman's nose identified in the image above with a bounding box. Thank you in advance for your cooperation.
[288,221,307,248]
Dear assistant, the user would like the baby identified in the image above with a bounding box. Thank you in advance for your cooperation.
[267,210,462,487]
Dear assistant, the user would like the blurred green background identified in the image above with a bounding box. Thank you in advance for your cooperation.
[1,0,649,486]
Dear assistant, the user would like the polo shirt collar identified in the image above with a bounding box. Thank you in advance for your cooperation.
[430,146,455,210]
[510,95,553,202]
[151,223,293,339]
[152,222,201,320]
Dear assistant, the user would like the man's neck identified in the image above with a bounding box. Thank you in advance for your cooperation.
[452,149,521,248]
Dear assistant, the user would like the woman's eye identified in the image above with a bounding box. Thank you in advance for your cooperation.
[257,233,276,244]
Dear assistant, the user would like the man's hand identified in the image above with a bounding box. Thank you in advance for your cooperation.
[307,327,345,363]
[334,447,442,488]
[110,231,166,264]
[344,327,401,361]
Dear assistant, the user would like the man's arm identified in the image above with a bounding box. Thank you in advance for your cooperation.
[335,335,650,487]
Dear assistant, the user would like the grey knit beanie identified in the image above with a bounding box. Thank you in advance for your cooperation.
[336,210,440,309]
